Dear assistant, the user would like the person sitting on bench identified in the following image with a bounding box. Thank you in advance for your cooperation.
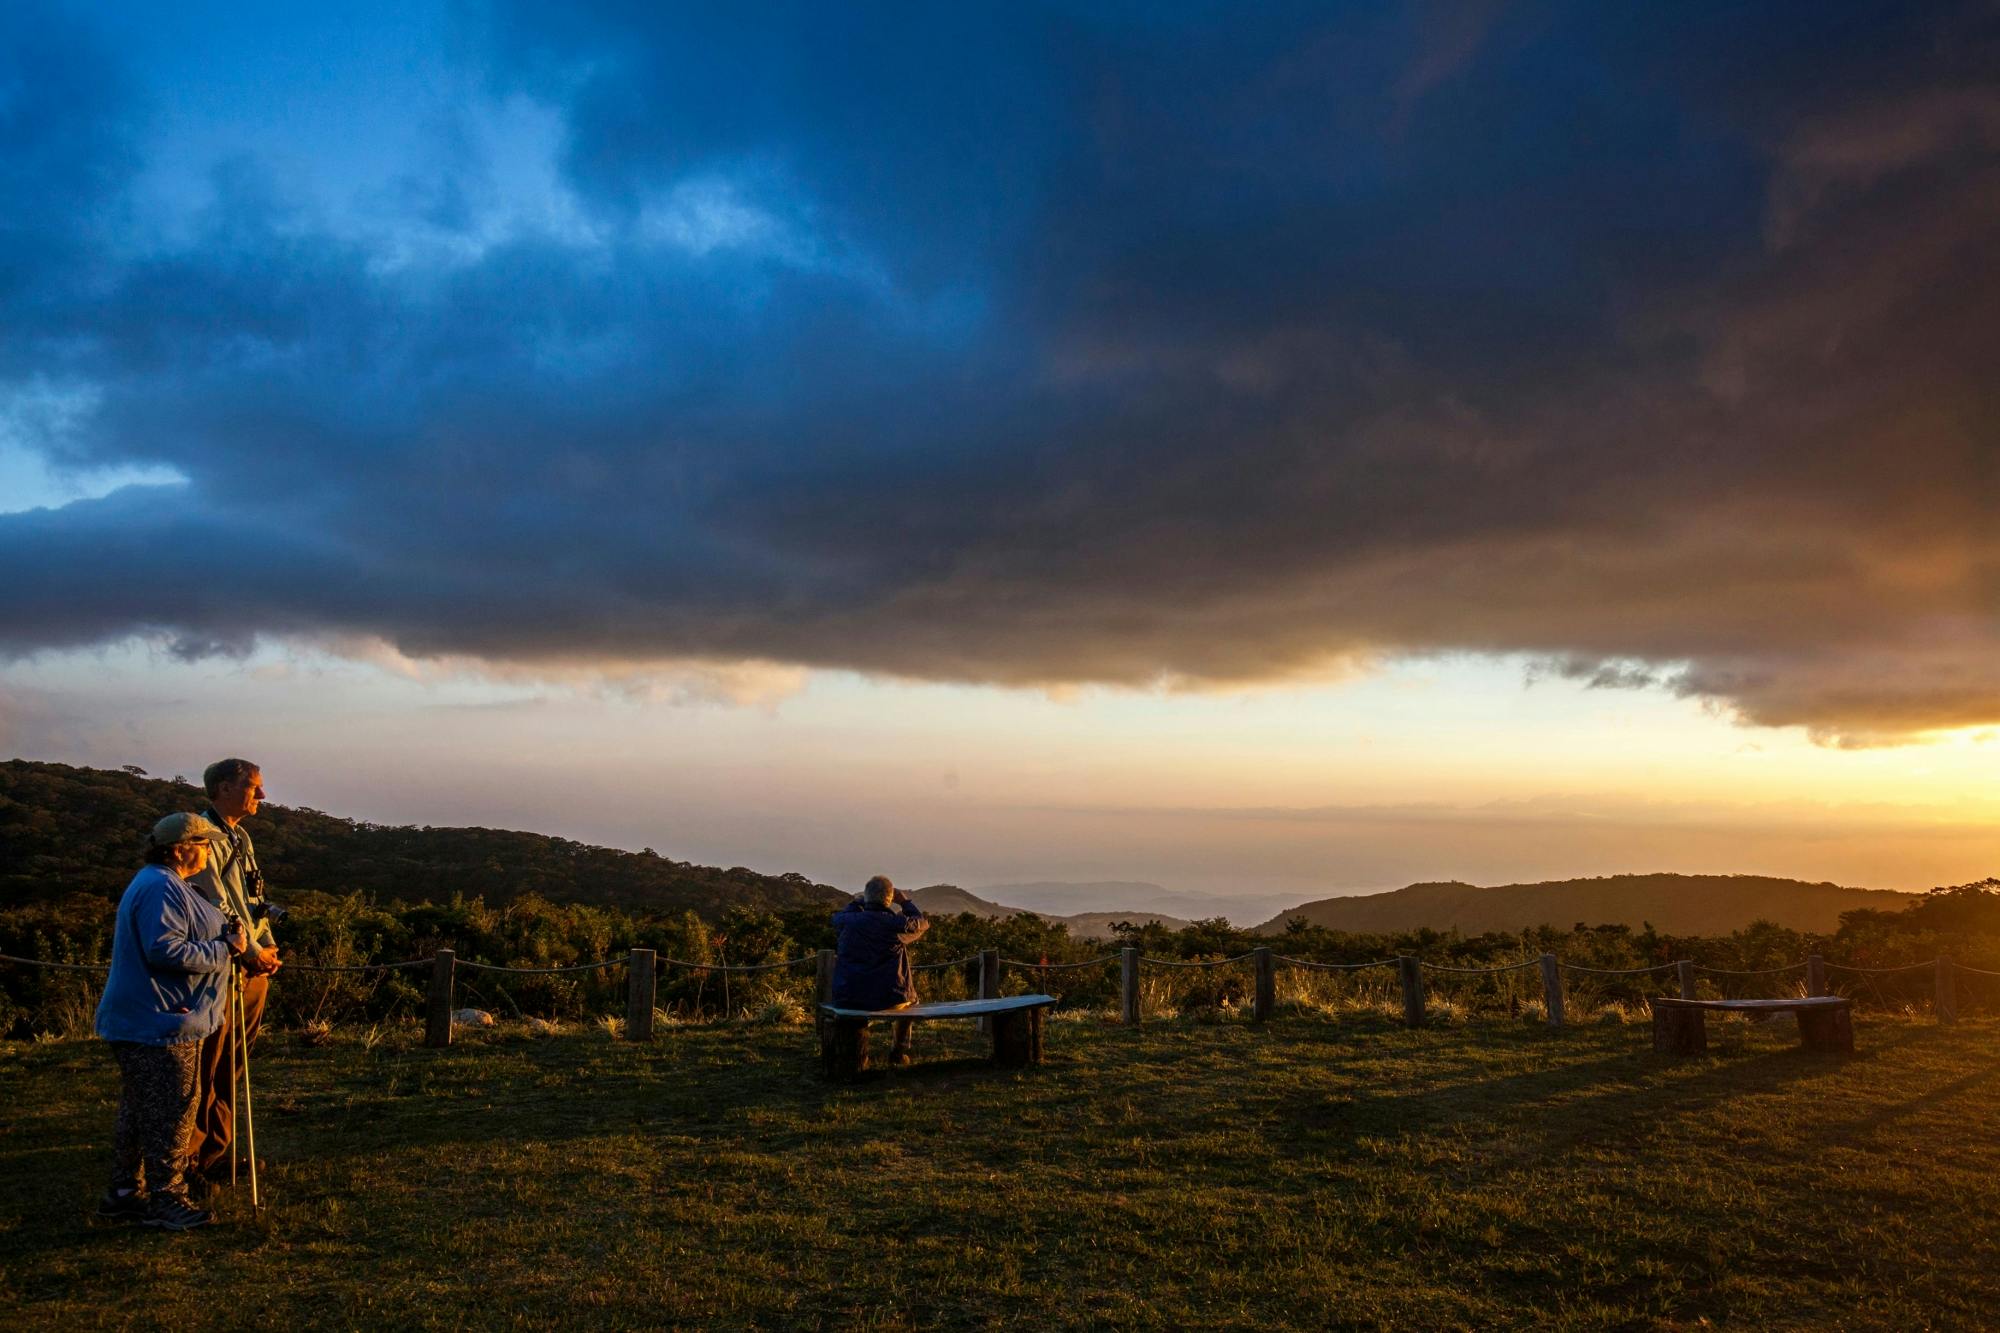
[830,876,930,1067]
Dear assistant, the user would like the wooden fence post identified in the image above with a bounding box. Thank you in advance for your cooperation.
[1807,954,1827,998]
[625,948,656,1042]
[1399,956,1425,1028]
[1677,959,1696,1001]
[1937,954,1957,1026]
[978,949,1000,1034]
[1121,948,1140,1025]
[426,947,455,1049]
[1539,953,1564,1029]
[1253,947,1274,1023]
[814,947,835,1039]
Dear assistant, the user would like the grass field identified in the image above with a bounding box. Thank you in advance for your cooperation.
[1,1010,1996,1330]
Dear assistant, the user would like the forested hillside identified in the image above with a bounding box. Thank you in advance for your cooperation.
[0,759,845,916]
[1259,873,1915,936]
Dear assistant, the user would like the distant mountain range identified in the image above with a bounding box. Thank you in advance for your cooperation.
[1256,874,1915,937]
[908,885,1192,939]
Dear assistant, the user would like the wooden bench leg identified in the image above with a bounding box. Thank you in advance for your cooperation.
[1797,1006,1854,1054]
[824,1018,869,1080]
[990,1008,1045,1068]
[1652,1004,1706,1055]
[992,1010,1030,1068]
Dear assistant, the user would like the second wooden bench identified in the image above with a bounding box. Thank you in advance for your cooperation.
[1647,996,1854,1055]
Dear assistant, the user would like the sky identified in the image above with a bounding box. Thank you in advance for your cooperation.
[2,1,1996,912]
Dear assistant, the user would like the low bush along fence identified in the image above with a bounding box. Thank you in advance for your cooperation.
[1,944,1987,1044]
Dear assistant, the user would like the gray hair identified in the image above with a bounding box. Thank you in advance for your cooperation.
[863,875,895,905]
[203,757,260,798]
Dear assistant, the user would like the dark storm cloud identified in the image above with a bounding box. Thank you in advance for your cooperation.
[1,0,1996,742]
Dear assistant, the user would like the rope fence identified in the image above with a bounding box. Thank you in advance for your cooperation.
[1427,959,1544,975]
[1,946,1985,1042]
[0,952,108,974]
[1693,963,1808,976]
[1141,952,1257,969]
[285,959,431,973]
[657,954,816,975]
[912,954,979,974]
[456,958,626,975]
[1561,962,1677,975]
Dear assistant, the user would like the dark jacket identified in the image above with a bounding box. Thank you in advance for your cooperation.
[830,899,930,1011]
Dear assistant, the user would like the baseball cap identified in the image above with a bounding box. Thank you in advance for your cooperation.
[149,812,229,847]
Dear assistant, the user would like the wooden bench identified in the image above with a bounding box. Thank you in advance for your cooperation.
[1647,996,1854,1055]
[818,995,1056,1079]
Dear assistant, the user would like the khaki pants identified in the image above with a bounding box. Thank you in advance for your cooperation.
[188,970,267,1178]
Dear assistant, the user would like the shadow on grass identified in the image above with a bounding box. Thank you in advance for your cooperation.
[262,1023,1037,1166]
[1262,1035,1849,1168]
[1827,1058,2000,1145]
[833,1054,1025,1086]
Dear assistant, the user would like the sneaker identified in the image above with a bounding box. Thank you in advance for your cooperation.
[142,1193,215,1231]
[95,1189,147,1224]
[889,1050,913,1068]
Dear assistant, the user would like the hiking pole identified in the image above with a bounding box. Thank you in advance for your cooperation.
[229,963,241,1189]
[238,970,261,1211]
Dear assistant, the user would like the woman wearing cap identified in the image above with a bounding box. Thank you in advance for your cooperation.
[93,813,247,1230]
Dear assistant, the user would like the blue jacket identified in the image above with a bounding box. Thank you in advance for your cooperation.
[830,899,930,1011]
[94,865,234,1046]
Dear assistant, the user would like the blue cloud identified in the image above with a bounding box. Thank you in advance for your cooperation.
[1,0,1996,741]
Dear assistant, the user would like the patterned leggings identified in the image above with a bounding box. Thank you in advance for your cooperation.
[109,1040,201,1199]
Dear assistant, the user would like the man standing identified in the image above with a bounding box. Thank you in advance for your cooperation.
[830,875,929,1066]
[185,757,282,1186]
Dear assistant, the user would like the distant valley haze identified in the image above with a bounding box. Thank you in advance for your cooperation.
[971,882,1301,926]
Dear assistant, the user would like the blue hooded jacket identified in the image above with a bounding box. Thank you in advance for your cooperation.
[94,865,234,1046]
[830,899,930,1010]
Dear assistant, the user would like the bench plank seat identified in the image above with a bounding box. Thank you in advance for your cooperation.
[1647,995,1853,1055]
[1650,997,1850,1013]
[818,994,1056,1078]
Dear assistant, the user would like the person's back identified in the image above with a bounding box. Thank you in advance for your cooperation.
[831,876,929,1011]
